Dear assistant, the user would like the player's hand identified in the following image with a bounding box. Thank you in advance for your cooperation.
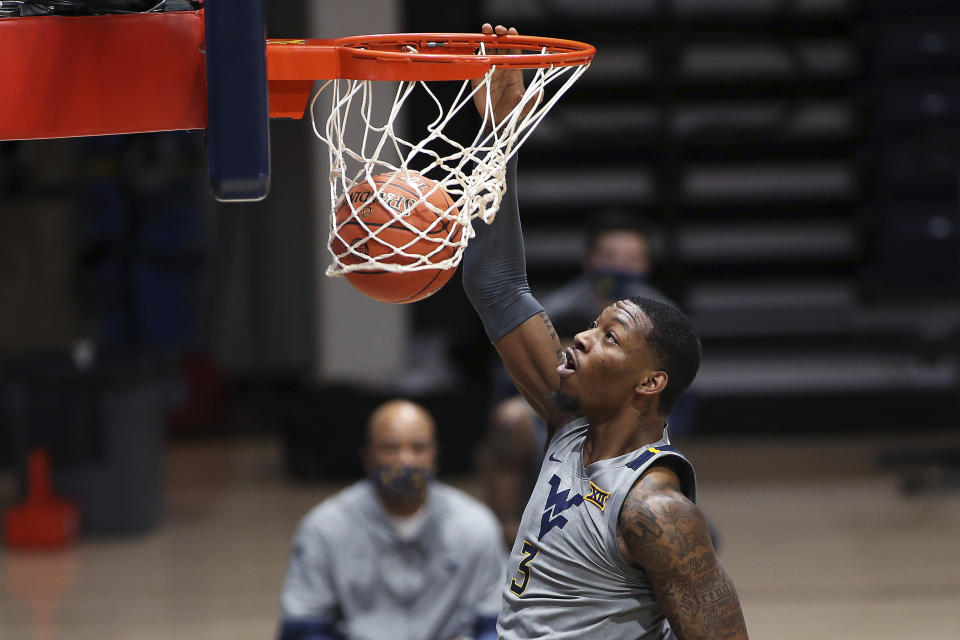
[472,23,537,128]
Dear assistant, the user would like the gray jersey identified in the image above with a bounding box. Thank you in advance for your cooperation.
[497,418,696,639]
[281,480,505,640]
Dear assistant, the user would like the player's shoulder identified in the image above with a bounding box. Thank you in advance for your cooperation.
[626,465,695,510]
[617,466,704,544]
[617,465,712,570]
[431,482,502,541]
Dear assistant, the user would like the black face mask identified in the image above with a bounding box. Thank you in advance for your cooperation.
[587,268,648,300]
[370,463,433,503]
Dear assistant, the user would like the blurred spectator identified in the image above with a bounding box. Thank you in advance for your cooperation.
[539,210,673,320]
[278,399,504,640]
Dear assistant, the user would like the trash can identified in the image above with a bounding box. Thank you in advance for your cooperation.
[3,348,172,535]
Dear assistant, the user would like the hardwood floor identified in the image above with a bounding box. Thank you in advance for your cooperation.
[2,433,959,639]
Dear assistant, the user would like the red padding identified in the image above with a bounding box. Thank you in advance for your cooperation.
[0,11,207,140]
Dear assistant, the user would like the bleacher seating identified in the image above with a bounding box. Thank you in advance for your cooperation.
[404,0,960,433]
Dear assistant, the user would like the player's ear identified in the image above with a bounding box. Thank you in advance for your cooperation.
[634,370,667,398]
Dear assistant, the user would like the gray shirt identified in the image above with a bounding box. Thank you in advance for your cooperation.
[497,418,696,639]
[281,480,505,640]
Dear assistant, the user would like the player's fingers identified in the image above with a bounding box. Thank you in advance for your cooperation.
[506,26,520,56]
[491,26,520,57]
[489,24,519,56]
[481,22,493,35]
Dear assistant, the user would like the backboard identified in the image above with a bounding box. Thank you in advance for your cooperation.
[0,4,594,207]
[0,1,271,202]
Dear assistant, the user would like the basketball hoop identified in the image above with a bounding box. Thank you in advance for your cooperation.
[265,33,595,278]
[0,18,592,285]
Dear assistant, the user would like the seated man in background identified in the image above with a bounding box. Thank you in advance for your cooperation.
[278,400,504,640]
[539,210,674,321]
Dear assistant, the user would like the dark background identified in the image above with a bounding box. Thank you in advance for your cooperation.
[1,0,958,504]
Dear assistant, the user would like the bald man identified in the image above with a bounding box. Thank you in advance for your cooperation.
[279,400,505,640]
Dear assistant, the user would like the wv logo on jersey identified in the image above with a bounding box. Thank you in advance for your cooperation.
[538,475,584,540]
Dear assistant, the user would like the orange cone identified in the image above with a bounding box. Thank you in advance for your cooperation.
[3,449,78,549]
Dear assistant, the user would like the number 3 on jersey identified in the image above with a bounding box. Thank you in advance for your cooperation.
[509,540,540,596]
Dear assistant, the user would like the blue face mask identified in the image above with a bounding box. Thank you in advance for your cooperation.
[370,464,433,503]
[587,268,648,300]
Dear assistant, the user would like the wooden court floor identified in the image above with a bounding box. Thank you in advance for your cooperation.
[2,432,959,640]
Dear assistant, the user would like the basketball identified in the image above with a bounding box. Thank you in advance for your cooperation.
[332,171,462,303]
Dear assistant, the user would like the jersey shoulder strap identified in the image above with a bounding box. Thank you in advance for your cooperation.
[604,444,698,575]
[624,444,697,503]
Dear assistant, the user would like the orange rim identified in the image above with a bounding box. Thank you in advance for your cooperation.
[266,32,595,118]
[267,32,595,82]
[330,32,595,69]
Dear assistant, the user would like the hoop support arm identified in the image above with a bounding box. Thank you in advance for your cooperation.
[265,38,494,119]
[0,12,207,140]
[0,15,595,136]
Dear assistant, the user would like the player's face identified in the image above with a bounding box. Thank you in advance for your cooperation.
[587,231,650,276]
[555,300,662,417]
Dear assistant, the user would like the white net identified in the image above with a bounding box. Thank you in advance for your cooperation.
[310,45,591,277]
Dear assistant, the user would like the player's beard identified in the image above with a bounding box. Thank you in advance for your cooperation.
[548,389,581,413]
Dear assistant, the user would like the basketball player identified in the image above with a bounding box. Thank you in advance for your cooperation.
[462,23,749,639]
[482,214,677,547]
[278,400,504,640]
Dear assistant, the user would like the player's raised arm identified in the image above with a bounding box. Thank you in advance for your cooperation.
[617,467,749,640]
[462,23,573,430]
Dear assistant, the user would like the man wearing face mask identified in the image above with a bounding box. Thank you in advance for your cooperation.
[278,400,505,640]
[540,211,674,320]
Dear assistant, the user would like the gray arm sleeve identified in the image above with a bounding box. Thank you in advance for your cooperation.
[461,157,544,343]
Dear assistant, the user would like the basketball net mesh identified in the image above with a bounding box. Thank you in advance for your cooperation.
[311,47,590,276]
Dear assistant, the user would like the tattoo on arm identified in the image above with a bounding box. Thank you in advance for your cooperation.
[538,311,564,365]
[617,472,749,640]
